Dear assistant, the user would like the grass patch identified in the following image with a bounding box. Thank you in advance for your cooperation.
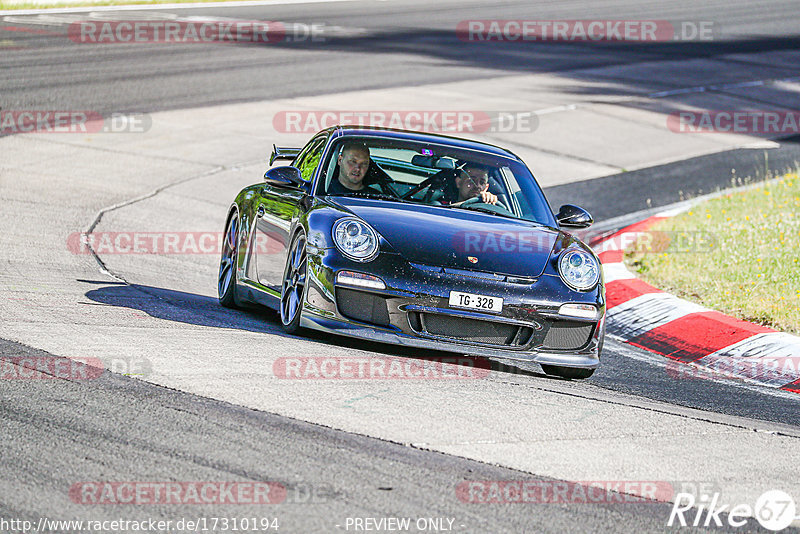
[624,171,800,335]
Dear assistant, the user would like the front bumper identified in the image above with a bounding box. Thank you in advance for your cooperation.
[299,247,604,370]
[300,313,600,368]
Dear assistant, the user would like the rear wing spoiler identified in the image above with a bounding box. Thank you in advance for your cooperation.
[269,144,301,166]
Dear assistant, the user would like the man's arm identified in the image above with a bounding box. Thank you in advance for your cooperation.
[450,191,498,206]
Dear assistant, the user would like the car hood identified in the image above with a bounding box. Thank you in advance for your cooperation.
[330,197,559,278]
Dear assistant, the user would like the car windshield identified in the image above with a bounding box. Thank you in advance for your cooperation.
[316,136,557,226]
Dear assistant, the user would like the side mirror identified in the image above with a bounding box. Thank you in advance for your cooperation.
[556,204,593,228]
[264,166,305,188]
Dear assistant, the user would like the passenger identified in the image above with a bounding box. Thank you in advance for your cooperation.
[327,143,374,195]
[442,163,498,206]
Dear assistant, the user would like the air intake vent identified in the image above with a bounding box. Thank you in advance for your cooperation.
[542,322,594,350]
[336,288,391,327]
[408,312,533,347]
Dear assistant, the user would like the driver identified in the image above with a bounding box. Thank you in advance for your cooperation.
[327,143,375,195]
[442,163,498,206]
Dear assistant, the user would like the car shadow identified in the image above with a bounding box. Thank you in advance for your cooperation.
[81,279,282,334]
[80,279,547,379]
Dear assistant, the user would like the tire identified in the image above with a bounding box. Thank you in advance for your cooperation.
[218,210,241,309]
[540,365,595,380]
[280,231,307,334]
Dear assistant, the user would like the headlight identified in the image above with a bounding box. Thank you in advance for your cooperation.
[333,218,379,262]
[558,249,600,291]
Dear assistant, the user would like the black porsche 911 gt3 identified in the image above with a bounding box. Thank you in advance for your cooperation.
[218,126,604,379]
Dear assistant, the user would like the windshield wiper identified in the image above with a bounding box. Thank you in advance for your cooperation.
[447,204,551,227]
[447,204,518,219]
[329,192,414,203]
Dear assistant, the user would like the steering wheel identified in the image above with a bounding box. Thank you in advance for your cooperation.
[363,162,402,199]
[459,196,515,217]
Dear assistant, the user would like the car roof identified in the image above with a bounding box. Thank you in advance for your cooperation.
[322,125,521,161]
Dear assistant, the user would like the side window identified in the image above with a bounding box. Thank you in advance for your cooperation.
[293,136,326,183]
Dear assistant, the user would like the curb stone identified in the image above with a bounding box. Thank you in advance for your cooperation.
[591,209,800,393]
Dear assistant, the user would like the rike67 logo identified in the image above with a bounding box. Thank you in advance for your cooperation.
[668,490,797,531]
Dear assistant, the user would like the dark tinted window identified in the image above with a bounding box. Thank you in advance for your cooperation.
[293,135,327,182]
[315,136,557,227]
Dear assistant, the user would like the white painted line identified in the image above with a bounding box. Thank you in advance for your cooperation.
[654,206,689,218]
[741,140,781,149]
[606,292,707,340]
[3,12,178,23]
[0,0,356,16]
[647,76,800,99]
[709,81,764,91]
[534,104,578,115]
[602,262,636,283]
[648,87,706,98]
[591,173,795,241]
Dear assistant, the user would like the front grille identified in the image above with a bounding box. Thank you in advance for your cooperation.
[410,312,534,347]
[336,288,391,327]
[542,321,594,350]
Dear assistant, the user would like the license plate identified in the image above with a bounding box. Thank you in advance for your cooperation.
[448,291,503,313]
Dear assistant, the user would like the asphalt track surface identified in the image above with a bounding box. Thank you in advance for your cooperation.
[2,0,800,113]
[2,1,800,533]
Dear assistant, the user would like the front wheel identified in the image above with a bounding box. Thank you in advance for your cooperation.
[540,365,595,380]
[280,232,307,334]
[218,211,241,308]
